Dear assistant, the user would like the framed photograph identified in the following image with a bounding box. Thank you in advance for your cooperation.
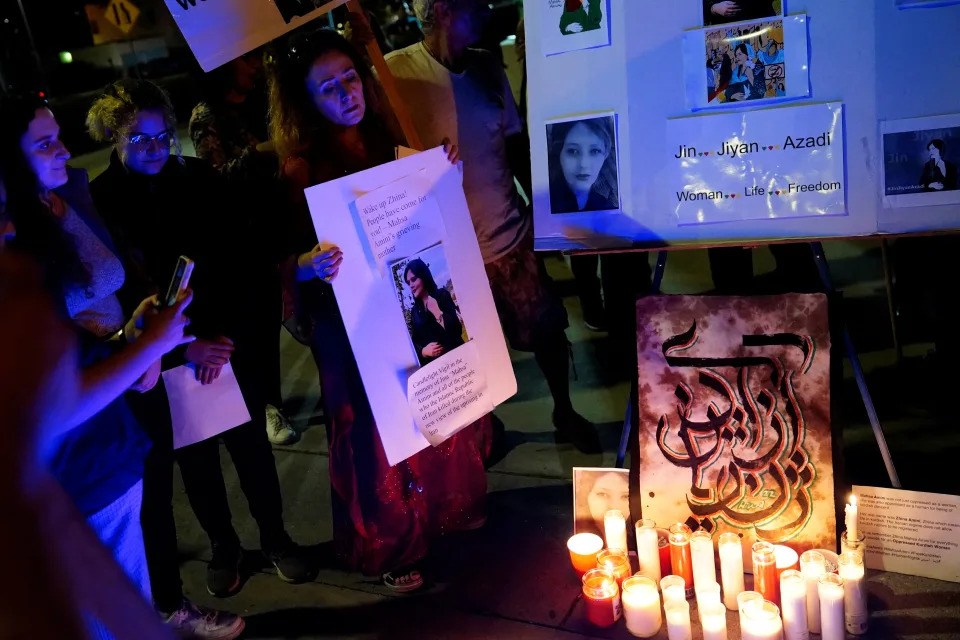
[541,0,611,57]
[882,114,960,208]
[389,243,470,367]
[573,467,631,537]
[546,113,621,215]
[703,0,783,26]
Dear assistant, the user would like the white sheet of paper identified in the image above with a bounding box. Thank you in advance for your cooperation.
[161,362,251,449]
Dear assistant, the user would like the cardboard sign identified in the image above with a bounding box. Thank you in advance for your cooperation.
[666,102,846,225]
[164,0,346,71]
[854,485,960,583]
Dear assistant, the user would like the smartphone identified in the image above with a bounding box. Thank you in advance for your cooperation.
[162,256,194,308]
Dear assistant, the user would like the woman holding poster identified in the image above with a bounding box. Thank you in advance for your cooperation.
[268,27,491,593]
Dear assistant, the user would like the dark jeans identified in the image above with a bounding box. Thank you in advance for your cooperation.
[708,244,822,294]
[571,252,653,337]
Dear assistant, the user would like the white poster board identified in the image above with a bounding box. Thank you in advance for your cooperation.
[163,0,346,71]
[305,148,516,465]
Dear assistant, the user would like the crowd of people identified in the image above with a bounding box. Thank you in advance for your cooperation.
[0,1,603,637]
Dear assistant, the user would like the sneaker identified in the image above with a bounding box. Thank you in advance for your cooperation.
[206,544,243,598]
[553,409,602,454]
[265,540,314,584]
[161,599,245,639]
[266,404,297,445]
[382,566,424,593]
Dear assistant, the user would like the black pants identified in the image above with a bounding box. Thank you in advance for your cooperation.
[571,252,652,337]
[708,244,822,294]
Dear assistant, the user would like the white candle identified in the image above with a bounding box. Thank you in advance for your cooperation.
[660,575,686,607]
[690,529,716,590]
[741,598,784,640]
[780,569,809,640]
[621,576,661,638]
[800,550,825,634]
[604,510,628,552]
[839,551,868,635]
[695,580,721,613]
[737,590,763,631]
[700,602,728,640]
[718,532,745,610]
[818,573,845,640]
[845,494,859,541]
[664,599,692,640]
[635,519,662,584]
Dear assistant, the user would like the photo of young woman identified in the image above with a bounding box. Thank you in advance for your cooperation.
[546,115,620,215]
[573,468,631,537]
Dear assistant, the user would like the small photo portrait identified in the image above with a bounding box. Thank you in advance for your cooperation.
[882,119,960,208]
[704,19,785,105]
[546,114,620,215]
[390,243,469,367]
[559,0,604,36]
[703,0,783,26]
[573,467,631,537]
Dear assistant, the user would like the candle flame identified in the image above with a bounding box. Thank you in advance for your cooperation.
[850,494,857,506]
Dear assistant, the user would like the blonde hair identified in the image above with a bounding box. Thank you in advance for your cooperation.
[86,79,178,144]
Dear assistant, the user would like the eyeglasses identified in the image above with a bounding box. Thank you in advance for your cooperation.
[125,131,175,150]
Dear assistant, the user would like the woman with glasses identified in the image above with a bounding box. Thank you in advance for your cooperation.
[85,79,309,632]
[267,27,491,592]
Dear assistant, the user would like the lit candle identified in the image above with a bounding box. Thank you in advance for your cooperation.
[718,532,745,610]
[660,575,686,607]
[605,509,628,552]
[581,568,622,627]
[657,528,673,577]
[668,523,694,598]
[621,576,662,638]
[567,533,603,575]
[596,548,631,586]
[699,601,728,640]
[664,599,692,640]
[845,494,859,542]
[774,545,800,577]
[695,580,721,613]
[752,541,780,606]
[780,569,809,640]
[737,590,763,630]
[838,551,868,635]
[690,529,717,590]
[635,519,662,584]
[799,550,826,634]
[818,573,845,640]
[741,599,785,640]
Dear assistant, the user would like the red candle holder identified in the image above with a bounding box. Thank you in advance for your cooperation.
[656,527,672,577]
[596,549,631,586]
[582,568,622,627]
[668,523,694,599]
[752,541,780,607]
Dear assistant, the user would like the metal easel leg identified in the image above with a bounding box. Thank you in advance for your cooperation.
[809,242,902,488]
[616,251,669,469]
[880,239,902,364]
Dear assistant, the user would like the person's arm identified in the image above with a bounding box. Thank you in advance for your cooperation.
[498,60,532,202]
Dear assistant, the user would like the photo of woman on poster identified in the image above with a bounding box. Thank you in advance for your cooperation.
[559,0,603,35]
[573,468,631,537]
[705,20,784,105]
[547,115,620,215]
[703,0,781,26]
[920,139,958,192]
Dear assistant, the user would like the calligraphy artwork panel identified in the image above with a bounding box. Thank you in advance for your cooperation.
[635,294,835,571]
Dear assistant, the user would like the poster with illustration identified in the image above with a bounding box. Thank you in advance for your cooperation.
[634,294,837,572]
[683,15,810,111]
[881,114,960,208]
[573,467,631,538]
[546,113,621,215]
[541,0,611,57]
[703,0,783,26]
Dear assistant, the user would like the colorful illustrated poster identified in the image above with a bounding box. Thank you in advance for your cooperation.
[666,102,846,225]
[881,114,960,209]
[541,0,611,56]
[683,15,810,111]
[545,113,621,215]
[635,294,836,571]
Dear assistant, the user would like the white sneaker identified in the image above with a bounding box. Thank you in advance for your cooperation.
[162,599,245,639]
[266,404,296,445]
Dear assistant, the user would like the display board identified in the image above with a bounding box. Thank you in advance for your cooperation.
[525,1,960,250]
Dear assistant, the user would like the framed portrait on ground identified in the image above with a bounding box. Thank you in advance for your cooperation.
[634,294,837,572]
[703,0,783,26]
[881,114,960,209]
[573,467,631,538]
[541,0,611,56]
[546,113,621,215]
[682,15,810,111]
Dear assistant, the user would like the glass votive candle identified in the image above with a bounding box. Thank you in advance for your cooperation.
[621,575,662,638]
[635,519,662,584]
[841,530,866,562]
[660,575,686,607]
[780,569,809,640]
[838,551,868,635]
[700,601,729,640]
[800,550,826,634]
[752,541,780,606]
[817,573,845,640]
[690,529,716,589]
[741,598,784,640]
[567,533,603,575]
[596,548,631,586]
[664,599,692,640]
[581,568,622,627]
[604,509,628,552]
[695,580,722,612]
[718,531,745,610]
[737,590,763,629]
[668,523,694,598]
[657,527,673,577]
[774,544,800,577]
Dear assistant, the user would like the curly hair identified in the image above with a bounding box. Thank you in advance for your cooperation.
[86,79,178,145]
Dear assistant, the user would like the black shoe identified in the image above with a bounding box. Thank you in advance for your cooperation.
[553,410,602,454]
[265,540,314,584]
[484,414,510,470]
[207,544,243,598]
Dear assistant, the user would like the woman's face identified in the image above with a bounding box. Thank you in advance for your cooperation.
[735,47,748,64]
[587,471,630,528]
[560,122,609,196]
[929,144,943,161]
[118,109,172,176]
[306,51,366,128]
[20,108,70,191]
[405,269,425,300]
